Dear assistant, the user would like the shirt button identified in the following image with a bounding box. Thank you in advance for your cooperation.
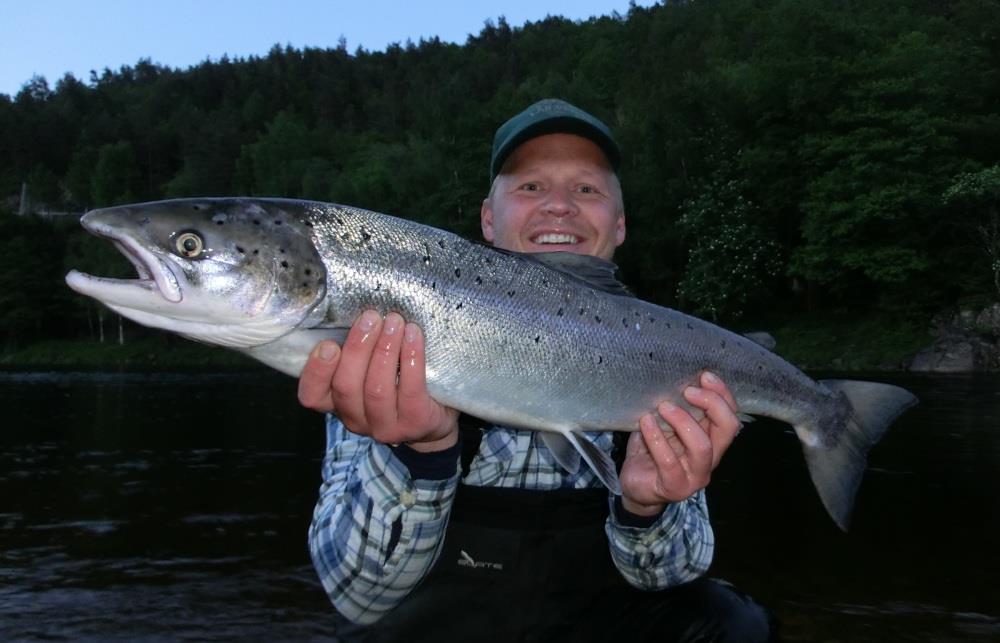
[399,490,415,508]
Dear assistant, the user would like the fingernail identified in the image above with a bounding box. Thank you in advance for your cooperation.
[359,310,379,331]
[660,401,677,413]
[404,323,419,343]
[703,372,719,385]
[316,342,338,361]
[384,313,401,335]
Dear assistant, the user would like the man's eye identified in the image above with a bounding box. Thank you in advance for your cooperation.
[579,185,599,194]
[521,183,540,192]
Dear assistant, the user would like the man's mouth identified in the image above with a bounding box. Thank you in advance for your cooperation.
[531,233,581,245]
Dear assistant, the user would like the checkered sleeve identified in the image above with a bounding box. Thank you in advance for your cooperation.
[308,415,460,625]
[604,490,714,590]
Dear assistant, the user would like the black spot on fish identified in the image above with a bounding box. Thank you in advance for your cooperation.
[361,229,371,242]
[598,355,604,365]
[335,217,344,225]
[456,302,463,310]
[375,282,381,291]
[215,220,224,226]
[437,240,446,249]
[721,340,727,349]
[274,220,283,226]
[279,248,285,254]
[508,290,516,297]
[193,205,202,211]
[557,308,564,316]
[534,335,540,343]
[253,249,259,255]
[304,269,311,276]
[454,268,461,278]
[236,246,245,254]
[432,281,437,290]
[648,352,654,359]
[253,219,261,225]
[304,220,313,228]
[622,318,628,328]
[595,315,602,323]
[301,282,308,288]
[475,276,483,285]
[341,233,350,241]
[579,308,585,315]
[280,261,289,269]
[687,323,694,330]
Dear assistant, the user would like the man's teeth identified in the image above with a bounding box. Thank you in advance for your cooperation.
[533,233,579,244]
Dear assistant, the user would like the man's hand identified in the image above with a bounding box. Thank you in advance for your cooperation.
[297,310,459,452]
[619,372,741,517]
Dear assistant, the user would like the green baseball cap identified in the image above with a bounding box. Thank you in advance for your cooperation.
[490,98,621,183]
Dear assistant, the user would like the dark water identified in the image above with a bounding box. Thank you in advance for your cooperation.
[0,371,997,641]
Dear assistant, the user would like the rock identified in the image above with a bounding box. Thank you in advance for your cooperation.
[742,331,777,351]
[910,303,1000,373]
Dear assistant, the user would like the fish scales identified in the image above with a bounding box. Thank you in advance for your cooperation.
[310,203,825,435]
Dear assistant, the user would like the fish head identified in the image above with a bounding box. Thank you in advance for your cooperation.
[65,198,328,348]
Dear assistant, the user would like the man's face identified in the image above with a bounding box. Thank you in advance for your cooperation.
[481,133,625,260]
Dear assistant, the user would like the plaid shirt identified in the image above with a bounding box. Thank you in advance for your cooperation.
[309,415,715,625]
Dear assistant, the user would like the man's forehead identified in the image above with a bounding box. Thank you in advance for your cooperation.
[502,133,615,176]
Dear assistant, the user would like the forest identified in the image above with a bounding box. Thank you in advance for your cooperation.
[1,0,999,361]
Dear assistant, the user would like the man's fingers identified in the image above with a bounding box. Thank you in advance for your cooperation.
[396,323,431,416]
[330,310,382,427]
[362,312,406,431]
[658,398,713,482]
[639,411,681,475]
[700,371,738,413]
[683,384,740,470]
[297,341,340,412]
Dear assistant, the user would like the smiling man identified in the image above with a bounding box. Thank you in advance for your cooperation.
[298,99,774,642]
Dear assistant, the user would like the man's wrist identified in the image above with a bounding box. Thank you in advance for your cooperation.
[406,428,459,453]
[619,495,666,520]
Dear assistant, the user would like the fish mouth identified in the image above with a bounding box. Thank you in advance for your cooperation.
[65,215,182,305]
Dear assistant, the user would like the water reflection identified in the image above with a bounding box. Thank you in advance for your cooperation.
[0,371,997,640]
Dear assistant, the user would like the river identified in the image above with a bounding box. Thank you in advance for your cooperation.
[0,371,996,641]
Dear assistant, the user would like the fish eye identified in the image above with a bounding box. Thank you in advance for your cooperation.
[175,231,205,258]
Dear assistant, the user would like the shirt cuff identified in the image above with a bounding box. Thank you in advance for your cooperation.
[390,440,461,480]
[613,495,666,528]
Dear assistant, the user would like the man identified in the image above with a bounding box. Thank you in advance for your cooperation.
[298,99,773,641]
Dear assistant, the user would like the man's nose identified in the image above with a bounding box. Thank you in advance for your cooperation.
[541,187,577,217]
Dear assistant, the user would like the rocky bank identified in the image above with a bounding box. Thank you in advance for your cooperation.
[909,303,1000,373]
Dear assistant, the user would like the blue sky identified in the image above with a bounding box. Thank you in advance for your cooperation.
[1,1,658,98]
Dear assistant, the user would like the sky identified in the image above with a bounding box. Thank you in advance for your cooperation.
[1,0,658,98]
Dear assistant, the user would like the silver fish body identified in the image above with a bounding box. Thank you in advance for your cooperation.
[66,198,917,530]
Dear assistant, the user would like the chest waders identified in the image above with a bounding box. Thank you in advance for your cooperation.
[340,425,776,643]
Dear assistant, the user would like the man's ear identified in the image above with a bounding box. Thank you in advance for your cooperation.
[615,212,626,247]
[481,198,495,243]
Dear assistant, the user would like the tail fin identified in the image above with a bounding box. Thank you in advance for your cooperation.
[804,380,918,531]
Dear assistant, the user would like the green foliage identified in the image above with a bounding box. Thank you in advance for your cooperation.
[677,175,783,322]
[944,165,1000,297]
[91,141,140,206]
[1,0,1000,353]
